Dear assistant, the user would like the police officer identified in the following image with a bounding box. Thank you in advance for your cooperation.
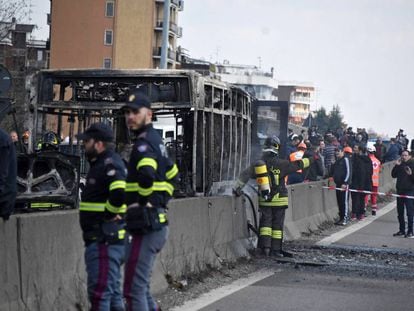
[235,136,311,257]
[77,123,127,311]
[122,92,178,311]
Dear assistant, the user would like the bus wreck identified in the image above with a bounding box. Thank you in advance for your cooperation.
[22,69,253,207]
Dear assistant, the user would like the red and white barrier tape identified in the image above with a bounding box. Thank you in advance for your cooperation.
[322,186,414,200]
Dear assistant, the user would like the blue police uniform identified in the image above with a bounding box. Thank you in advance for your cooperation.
[123,120,178,310]
[78,123,127,311]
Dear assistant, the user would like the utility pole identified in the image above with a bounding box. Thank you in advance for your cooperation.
[160,0,171,69]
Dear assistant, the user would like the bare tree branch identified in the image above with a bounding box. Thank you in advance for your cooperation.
[0,0,29,41]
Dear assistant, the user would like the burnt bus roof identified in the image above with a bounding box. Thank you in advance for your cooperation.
[37,68,251,111]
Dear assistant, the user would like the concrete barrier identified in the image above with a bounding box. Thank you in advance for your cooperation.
[379,161,395,193]
[0,217,24,311]
[17,211,87,311]
[0,164,397,310]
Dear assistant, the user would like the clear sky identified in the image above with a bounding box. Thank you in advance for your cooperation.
[29,0,414,139]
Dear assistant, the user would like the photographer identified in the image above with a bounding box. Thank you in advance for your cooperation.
[391,150,414,238]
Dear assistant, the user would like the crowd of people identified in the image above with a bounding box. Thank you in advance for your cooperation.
[285,125,414,236]
[285,126,412,184]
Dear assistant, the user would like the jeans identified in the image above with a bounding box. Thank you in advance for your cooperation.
[85,242,125,311]
[124,226,168,311]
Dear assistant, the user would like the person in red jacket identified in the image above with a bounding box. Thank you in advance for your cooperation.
[366,146,381,215]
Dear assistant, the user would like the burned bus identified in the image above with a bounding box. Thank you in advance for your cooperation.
[28,69,252,198]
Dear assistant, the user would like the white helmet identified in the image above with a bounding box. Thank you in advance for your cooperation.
[367,145,376,153]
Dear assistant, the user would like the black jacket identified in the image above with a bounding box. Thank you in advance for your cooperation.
[331,155,352,186]
[391,160,414,193]
[125,124,178,208]
[351,154,373,191]
[0,129,17,220]
[304,150,324,181]
[80,148,127,240]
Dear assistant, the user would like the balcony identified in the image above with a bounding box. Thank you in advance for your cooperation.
[155,0,184,11]
[290,95,312,104]
[152,47,178,63]
[155,20,182,37]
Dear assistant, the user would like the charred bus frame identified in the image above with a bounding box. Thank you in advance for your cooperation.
[32,69,252,196]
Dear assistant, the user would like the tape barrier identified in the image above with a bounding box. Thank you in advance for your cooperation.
[322,186,414,200]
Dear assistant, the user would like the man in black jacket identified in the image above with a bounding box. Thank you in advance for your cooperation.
[78,123,127,311]
[0,128,17,220]
[391,150,414,238]
[331,146,352,225]
[350,145,373,220]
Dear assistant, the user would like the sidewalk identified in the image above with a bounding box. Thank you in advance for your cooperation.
[317,201,414,252]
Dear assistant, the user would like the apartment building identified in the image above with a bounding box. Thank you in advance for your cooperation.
[277,84,315,125]
[49,0,183,69]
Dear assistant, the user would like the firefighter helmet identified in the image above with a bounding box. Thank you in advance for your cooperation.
[263,136,280,154]
[41,131,59,150]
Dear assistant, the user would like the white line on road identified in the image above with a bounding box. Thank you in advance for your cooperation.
[316,201,396,247]
[170,269,275,311]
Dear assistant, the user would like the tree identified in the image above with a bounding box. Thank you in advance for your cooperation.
[313,106,329,133]
[328,105,345,131]
[0,0,28,41]
[313,105,345,134]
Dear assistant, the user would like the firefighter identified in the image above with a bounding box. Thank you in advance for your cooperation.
[40,131,60,151]
[234,136,311,257]
[122,92,178,310]
[77,122,127,311]
[30,131,62,209]
[366,145,381,215]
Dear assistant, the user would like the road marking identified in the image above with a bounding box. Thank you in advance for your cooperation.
[170,269,275,311]
[316,201,396,247]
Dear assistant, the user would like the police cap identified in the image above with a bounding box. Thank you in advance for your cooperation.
[122,92,151,110]
[77,122,114,142]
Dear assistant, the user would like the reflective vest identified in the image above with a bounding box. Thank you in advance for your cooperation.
[369,154,381,187]
[289,150,305,173]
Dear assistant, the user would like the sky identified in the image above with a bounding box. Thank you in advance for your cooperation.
[28,0,414,139]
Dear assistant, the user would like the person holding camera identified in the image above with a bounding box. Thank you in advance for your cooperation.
[391,150,414,238]
[122,92,178,311]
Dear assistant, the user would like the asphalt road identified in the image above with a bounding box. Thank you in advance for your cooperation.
[177,202,414,311]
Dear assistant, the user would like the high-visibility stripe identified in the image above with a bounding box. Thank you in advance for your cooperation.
[126,182,139,192]
[137,158,158,170]
[259,227,272,237]
[109,180,126,191]
[153,181,174,196]
[105,200,127,214]
[126,181,175,196]
[118,229,126,240]
[302,158,310,168]
[259,193,288,207]
[166,164,179,180]
[159,213,167,223]
[31,203,61,208]
[272,230,283,239]
[137,184,153,196]
[79,202,105,212]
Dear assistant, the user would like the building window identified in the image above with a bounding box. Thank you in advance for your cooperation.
[104,30,113,45]
[103,58,112,69]
[37,50,43,61]
[105,1,114,17]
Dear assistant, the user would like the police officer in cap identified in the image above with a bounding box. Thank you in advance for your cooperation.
[77,122,127,311]
[122,92,178,311]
